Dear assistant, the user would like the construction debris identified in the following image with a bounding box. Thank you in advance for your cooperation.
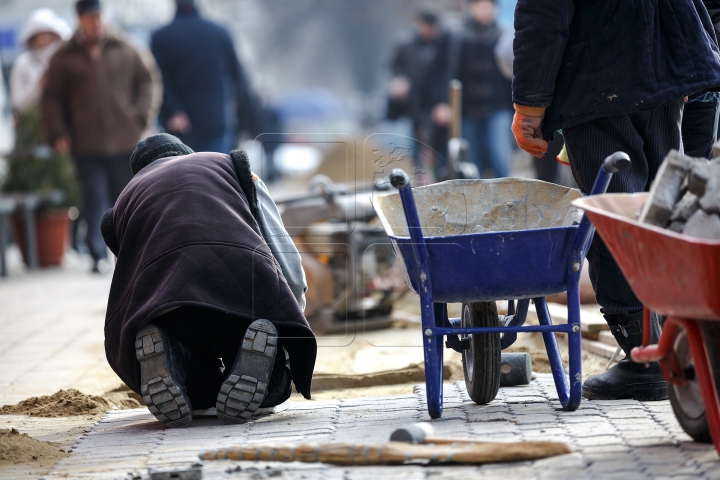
[639,150,693,226]
[641,148,720,240]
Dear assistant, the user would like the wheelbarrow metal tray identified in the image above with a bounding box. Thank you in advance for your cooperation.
[375,178,582,303]
[574,193,720,320]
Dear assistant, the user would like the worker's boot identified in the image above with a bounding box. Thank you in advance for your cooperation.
[135,324,193,428]
[260,347,293,409]
[582,311,668,401]
[216,319,278,424]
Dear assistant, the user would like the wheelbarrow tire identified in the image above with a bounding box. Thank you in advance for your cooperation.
[462,302,501,405]
[667,324,718,443]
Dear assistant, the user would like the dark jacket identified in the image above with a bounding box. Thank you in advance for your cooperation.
[513,0,720,138]
[151,7,251,135]
[455,19,512,120]
[104,151,316,398]
[390,31,449,122]
[41,31,157,156]
[430,19,512,120]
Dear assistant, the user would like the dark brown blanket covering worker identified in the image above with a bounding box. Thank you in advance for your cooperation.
[102,134,315,427]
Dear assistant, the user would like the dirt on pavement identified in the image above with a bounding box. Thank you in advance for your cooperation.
[0,388,142,418]
[0,428,68,467]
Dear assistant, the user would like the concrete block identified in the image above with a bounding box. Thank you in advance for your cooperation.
[683,210,720,240]
[688,160,712,197]
[712,140,720,159]
[669,221,686,233]
[670,192,700,223]
[699,162,720,214]
[640,150,693,226]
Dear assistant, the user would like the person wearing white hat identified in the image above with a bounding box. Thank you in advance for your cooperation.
[10,9,71,113]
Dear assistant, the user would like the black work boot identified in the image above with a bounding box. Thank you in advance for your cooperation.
[582,311,668,401]
[259,347,293,409]
[135,324,193,427]
[216,319,278,424]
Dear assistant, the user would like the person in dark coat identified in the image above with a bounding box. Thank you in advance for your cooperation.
[150,0,253,153]
[387,10,449,169]
[512,0,720,401]
[101,134,315,427]
[430,0,514,179]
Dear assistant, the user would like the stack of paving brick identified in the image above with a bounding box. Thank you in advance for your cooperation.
[639,147,720,240]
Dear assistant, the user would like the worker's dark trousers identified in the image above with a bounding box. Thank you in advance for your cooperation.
[153,306,285,409]
[681,94,720,159]
[562,98,684,316]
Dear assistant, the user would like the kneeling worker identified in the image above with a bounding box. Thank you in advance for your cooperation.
[101,134,315,427]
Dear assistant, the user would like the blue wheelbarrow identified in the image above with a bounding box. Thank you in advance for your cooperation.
[373,153,631,418]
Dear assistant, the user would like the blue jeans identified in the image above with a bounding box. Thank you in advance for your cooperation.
[463,110,514,178]
[74,153,133,261]
[177,130,235,154]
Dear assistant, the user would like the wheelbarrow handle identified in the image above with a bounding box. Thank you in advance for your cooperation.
[589,151,631,196]
[390,169,411,190]
[603,151,631,173]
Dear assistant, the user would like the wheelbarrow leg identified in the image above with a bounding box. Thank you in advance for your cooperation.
[683,319,720,454]
[421,303,445,419]
[535,297,580,410]
[390,169,443,419]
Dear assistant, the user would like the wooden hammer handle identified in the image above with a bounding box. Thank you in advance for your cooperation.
[200,441,570,466]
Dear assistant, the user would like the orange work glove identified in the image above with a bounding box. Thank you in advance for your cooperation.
[511,105,548,158]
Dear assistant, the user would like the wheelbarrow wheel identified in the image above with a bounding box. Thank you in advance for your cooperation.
[461,302,501,404]
[667,324,720,443]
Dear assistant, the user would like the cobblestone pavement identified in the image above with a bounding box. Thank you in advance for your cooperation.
[43,375,719,480]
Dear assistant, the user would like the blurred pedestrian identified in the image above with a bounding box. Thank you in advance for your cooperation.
[151,0,254,153]
[432,0,514,178]
[41,0,159,273]
[512,0,720,400]
[387,10,448,170]
[10,9,70,115]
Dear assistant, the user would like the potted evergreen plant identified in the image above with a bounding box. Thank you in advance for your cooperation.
[1,108,81,266]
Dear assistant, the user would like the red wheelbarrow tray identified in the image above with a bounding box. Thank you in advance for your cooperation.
[572,193,720,321]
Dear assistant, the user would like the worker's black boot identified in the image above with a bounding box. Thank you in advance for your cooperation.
[216,319,278,424]
[135,324,193,427]
[260,347,293,409]
[582,311,668,401]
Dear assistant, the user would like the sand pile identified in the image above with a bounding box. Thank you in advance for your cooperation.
[0,387,145,419]
[1,389,112,418]
[0,428,68,466]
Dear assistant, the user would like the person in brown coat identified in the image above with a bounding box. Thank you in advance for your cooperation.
[41,0,158,272]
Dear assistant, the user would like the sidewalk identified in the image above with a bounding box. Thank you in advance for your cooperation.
[1,251,719,479]
[45,377,719,479]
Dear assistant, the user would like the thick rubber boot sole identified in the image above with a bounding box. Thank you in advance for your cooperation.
[216,319,278,425]
[582,382,668,401]
[135,325,193,428]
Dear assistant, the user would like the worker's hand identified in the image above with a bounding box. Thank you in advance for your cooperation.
[167,112,192,135]
[512,108,548,158]
[388,76,411,100]
[53,136,71,154]
[432,103,452,126]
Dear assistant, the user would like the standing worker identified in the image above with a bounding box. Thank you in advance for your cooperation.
[512,0,720,400]
[387,9,449,171]
[41,0,158,273]
[151,0,254,154]
[433,0,514,179]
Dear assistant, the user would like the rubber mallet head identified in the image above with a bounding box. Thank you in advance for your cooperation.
[389,423,436,444]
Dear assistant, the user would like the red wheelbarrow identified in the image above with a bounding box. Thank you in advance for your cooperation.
[574,192,720,454]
